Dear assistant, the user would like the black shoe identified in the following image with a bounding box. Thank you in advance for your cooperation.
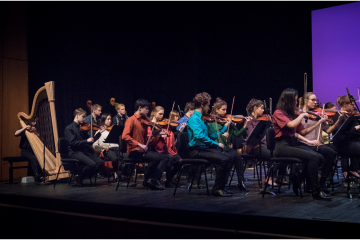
[320,181,330,194]
[237,181,250,192]
[34,173,44,183]
[212,189,232,197]
[312,188,331,201]
[144,178,165,190]
[223,188,233,194]
[73,175,83,186]
[165,181,176,188]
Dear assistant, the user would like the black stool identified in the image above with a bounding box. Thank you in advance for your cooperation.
[3,157,28,184]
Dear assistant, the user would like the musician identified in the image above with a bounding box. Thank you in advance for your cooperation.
[15,117,43,182]
[298,92,337,193]
[93,113,122,180]
[327,95,360,180]
[245,98,287,186]
[176,102,195,132]
[272,88,330,200]
[65,108,104,184]
[187,92,234,197]
[207,98,250,191]
[122,99,169,190]
[148,106,182,188]
[112,103,128,128]
[85,104,102,125]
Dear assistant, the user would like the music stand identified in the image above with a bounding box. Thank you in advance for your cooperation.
[104,125,125,177]
[331,115,360,199]
[246,120,274,194]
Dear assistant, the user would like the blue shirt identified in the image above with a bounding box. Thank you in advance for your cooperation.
[176,115,190,131]
[84,115,99,125]
[187,110,227,147]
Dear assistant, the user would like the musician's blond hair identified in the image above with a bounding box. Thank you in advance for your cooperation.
[74,108,86,117]
[91,104,102,112]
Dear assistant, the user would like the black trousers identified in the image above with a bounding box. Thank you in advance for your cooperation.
[274,138,321,189]
[70,151,104,177]
[251,146,287,177]
[129,150,169,180]
[298,143,336,178]
[21,149,41,176]
[335,141,360,172]
[224,148,245,182]
[165,154,182,182]
[189,146,233,191]
[105,147,121,171]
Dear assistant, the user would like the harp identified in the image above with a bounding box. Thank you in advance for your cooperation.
[17,81,69,181]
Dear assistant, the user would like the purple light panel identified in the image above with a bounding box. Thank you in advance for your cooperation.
[312,2,360,106]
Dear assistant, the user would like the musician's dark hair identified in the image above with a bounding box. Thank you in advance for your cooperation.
[99,113,111,127]
[324,102,335,109]
[246,98,264,116]
[184,102,195,113]
[193,92,211,109]
[134,99,151,112]
[276,88,298,120]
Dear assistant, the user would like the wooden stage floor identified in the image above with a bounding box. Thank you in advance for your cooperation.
[0,166,359,238]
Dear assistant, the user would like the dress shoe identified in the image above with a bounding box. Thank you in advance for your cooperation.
[144,178,165,190]
[212,189,232,197]
[237,181,250,192]
[320,181,330,194]
[73,175,83,187]
[165,180,176,188]
[223,188,233,194]
[312,188,331,201]
[34,173,44,183]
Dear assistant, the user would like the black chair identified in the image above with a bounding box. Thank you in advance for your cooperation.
[3,156,28,184]
[262,128,303,198]
[54,138,93,188]
[115,136,147,191]
[173,132,210,197]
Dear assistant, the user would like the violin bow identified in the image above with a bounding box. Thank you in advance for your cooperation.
[316,104,325,150]
[144,122,156,155]
[212,106,223,151]
[166,101,175,138]
[226,96,235,144]
[87,100,93,138]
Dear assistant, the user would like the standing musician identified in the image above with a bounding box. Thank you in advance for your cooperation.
[326,95,360,180]
[176,102,195,132]
[245,99,287,186]
[148,106,182,188]
[65,108,104,185]
[112,103,128,128]
[85,104,102,125]
[187,92,234,197]
[207,98,250,191]
[122,99,169,190]
[93,113,122,180]
[14,117,43,182]
[272,88,331,200]
[298,92,337,193]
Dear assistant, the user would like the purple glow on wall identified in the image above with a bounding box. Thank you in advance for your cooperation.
[312,2,360,106]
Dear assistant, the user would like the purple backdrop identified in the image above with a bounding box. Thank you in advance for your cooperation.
[312,2,360,106]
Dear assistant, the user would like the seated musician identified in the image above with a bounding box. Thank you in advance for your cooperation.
[65,108,104,185]
[245,98,287,187]
[272,88,330,200]
[93,113,123,180]
[298,92,337,193]
[207,98,250,191]
[14,117,43,182]
[85,104,102,125]
[112,103,128,127]
[148,106,182,188]
[187,92,234,197]
[327,95,360,180]
[176,102,195,132]
[122,99,169,190]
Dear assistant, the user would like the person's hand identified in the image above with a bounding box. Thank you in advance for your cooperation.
[138,143,148,152]
[87,137,94,143]
[218,143,224,149]
[355,125,360,130]
[25,125,32,131]
[103,145,110,151]
[244,117,251,128]
[225,119,231,127]
[222,132,229,138]
[179,123,186,132]
[99,126,106,133]
[302,112,309,118]
[308,140,320,147]
[319,115,328,124]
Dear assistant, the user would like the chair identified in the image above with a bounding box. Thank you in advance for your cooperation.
[262,128,303,198]
[173,132,210,197]
[54,138,93,188]
[3,156,28,184]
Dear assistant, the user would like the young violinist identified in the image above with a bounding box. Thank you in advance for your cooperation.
[93,113,122,180]
[245,99,287,186]
[298,92,337,193]
[85,104,102,125]
[207,98,250,191]
[112,103,128,128]
[326,95,360,180]
[187,92,234,197]
[148,106,182,188]
[15,117,43,182]
[272,88,331,200]
[176,102,195,132]
[122,99,169,190]
[65,108,104,185]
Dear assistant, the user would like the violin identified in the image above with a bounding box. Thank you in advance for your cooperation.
[140,117,162,131]
[225,114,246,123]
[80,123,114,132]
[257,114,271,121]
[157,118,180,127]
[295,108,321,121]
[201,114,228,125]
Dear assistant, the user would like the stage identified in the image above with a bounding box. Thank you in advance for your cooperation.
[0,166,359,239]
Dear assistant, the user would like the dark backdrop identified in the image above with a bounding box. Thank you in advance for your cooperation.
[25,1,350,137]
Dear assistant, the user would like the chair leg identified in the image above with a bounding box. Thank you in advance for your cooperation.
[189,165,198,193]
[243,158,248,175]
[107,164,111,185]
[203,164,210,197]
[228,163,235,187]
[277,169,285,194]
[134,163,139,184]
[262,164,273,198]
[127,164,135,188]
[173,165,185,197]
[54,164,63,188]
[75,163,82,188]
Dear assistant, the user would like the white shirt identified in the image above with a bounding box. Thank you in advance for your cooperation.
[92,130,119,151]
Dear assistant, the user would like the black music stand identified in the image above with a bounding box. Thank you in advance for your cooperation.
[331,115,360,199]
[104,125,124,175]
[246,120,274,194]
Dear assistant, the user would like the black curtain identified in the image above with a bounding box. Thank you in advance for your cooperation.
[25,1,349,137]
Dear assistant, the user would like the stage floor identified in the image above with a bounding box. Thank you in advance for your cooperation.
[1,166,359,238]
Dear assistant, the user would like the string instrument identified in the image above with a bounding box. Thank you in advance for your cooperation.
[295,108,321,121]
[225,114,246,123]
[201,114,227,125]
[257,114,271,121]
[157,118,180,127]
[140,117,162,131]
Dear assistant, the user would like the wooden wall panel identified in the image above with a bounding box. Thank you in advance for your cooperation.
[1,59,29,181]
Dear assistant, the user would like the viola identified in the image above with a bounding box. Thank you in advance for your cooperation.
[157,118,180,127]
